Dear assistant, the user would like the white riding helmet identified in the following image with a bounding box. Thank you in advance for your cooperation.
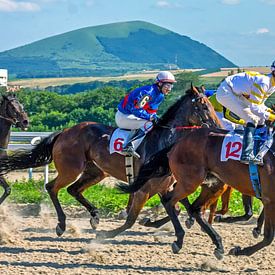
[155,71,176,83]
[271,60,275,72]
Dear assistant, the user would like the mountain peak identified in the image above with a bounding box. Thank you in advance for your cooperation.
[0,21,235,78]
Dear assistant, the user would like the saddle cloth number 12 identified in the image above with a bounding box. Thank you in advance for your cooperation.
[221,134,243,161]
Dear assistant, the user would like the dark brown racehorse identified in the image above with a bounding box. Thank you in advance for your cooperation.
[0,85,221,236]
[120,126,275,258]
[0,92,29,204]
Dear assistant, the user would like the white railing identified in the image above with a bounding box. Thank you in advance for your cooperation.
[9,132,53,184]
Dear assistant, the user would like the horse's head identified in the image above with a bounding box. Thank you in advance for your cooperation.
[0,92,29,130]
[185,84,222,128]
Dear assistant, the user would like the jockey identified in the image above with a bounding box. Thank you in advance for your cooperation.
[208,92,245,131]
[216,62,275,165]
[115,71,176,157]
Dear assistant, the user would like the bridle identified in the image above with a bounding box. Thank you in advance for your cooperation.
[0,96,23,126]
[190,93,212,128]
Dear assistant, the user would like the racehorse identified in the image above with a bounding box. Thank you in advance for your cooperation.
[198,184,254,224]
[0,85,221,236]
[0,92,29,204]
[119,126,275,258]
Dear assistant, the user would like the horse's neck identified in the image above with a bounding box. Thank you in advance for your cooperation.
[0,118,12,151]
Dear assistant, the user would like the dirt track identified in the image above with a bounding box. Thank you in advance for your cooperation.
[0,203,274,275]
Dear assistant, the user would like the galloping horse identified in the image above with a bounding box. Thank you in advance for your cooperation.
[120,126,275,258]
[0,92,29,204]
[0,85,221,236]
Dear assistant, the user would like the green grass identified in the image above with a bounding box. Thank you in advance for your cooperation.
[4,179,262,216]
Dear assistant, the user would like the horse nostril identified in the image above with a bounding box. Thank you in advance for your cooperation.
[23,120,29,126]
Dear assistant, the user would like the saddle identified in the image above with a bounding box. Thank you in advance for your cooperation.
[109,128,146,184]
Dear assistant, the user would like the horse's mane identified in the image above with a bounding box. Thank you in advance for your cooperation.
[158,89,193,126]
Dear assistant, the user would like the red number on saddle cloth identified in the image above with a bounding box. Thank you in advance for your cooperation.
[225,141,242,158]
[114,138,124,151]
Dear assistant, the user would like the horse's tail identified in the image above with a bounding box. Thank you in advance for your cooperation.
[117,145,173,194]
[0,131,62,175]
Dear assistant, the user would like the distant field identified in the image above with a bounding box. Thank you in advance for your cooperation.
[9,69,199,89]
[202,66,270,77]
[9,67,270,89]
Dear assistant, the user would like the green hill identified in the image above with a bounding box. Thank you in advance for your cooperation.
[0,21,236,78]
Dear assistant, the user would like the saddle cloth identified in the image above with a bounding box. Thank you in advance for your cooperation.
[220,128,273,162]
[109,128,145,155]
[221,132,243,161]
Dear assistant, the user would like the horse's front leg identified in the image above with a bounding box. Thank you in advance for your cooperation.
[96,190,150,239]
[161,194,185,254]
[0,176,11,204]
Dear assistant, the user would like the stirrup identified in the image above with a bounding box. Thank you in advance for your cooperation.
[252,157,264,166]
[240,157,264,166]
[122,146,140,158]
[240,158,250,165]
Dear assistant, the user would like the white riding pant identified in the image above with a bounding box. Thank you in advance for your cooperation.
[115,110,153,133]
[216,81,265,126]
[215,111,243,131]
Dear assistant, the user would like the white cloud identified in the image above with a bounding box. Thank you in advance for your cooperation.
[156,1,171,8]
[221,0,240,5]
[155,1,183,8]
[260,0,275,4]
[85,0,94,7]
[0,0,40,12]
[256,28,269,34]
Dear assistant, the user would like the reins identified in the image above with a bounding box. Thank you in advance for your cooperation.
[175,126,202,130]
[0,114,16,124]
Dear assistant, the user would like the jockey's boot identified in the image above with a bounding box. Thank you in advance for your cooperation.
[240,123,255,165]
[122,129,145,158]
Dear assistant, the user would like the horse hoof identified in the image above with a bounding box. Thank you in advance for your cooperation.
[171,242,181,254]
[56,224,65,237]
[139,217,151,226]
[252,228,260,239]
[214,248,224,260]
[214,215,222,222]
[90,217,99,230]
[185,218,194,229]
[229,246,241,256]
[96,231,107,240]
[90,212,99,230]
[118,210,128,220]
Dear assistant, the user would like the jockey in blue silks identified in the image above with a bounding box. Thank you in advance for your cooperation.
[115,71,176,157]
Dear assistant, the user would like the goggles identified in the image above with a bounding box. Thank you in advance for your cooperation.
[162,82,174,91]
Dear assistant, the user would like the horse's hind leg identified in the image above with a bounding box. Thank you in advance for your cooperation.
[96,189,150,239]
[230,202,274,256]
[139,189,180,228]
[0,177,11,205]
[216,192,253,223]
[46,171,83,236]
[46,178,65,236]
[67,162,106,229]
[252,208,264,238]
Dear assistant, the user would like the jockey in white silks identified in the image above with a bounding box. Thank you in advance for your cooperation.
[216,61,275,165]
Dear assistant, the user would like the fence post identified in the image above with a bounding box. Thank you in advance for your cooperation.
[44,164,49,185]
[28,168,33,180]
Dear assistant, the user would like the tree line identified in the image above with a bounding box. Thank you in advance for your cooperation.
[15,72,217,131]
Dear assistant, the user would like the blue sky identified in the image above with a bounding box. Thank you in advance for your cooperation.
[0,0,274,67]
